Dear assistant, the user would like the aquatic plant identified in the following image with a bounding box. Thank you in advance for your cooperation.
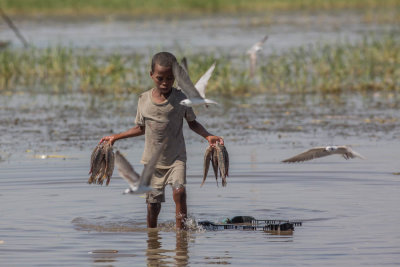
[0,34,399,96]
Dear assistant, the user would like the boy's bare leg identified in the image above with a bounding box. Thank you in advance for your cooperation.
[147,203,161,228]
[173,186,187,230]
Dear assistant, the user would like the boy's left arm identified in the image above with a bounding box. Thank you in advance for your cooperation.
[187,120,224,146]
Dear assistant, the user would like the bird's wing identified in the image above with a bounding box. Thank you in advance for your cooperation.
[115,151,140,187]
[282,147,331,163]
[247,35,268,54]
[181,57,189,75]
[259,35,269,46]
[195,62,216,98]
[337,146,366,159]
[139,138,168,187]
[172,61,202,99]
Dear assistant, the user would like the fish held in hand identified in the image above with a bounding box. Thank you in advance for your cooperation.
[88,141,115,185]
[201,142,229,187]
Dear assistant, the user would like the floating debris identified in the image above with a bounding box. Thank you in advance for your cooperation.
[88,250,118,254]
[34,154,68,160]
[88,141,115,185]
[198,216,302,235]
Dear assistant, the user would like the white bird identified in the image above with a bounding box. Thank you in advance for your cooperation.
[180,57,216,100]
[114,139,167,194]
[172,60,218,107]
[282,146,365,163]
[246,35,268,78]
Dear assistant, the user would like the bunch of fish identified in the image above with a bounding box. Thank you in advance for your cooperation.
[202,142,229,187]
[88,141,115,185]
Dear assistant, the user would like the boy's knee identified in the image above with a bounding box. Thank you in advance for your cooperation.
[148,203,161,213]
[173,186,186,202]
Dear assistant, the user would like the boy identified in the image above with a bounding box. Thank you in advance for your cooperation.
[100,52,223,230]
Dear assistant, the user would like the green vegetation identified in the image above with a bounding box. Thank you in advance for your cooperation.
[0,34,399,96]
[0,0,399,18]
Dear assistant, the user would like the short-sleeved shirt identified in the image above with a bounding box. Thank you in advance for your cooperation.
[135,87,196,168]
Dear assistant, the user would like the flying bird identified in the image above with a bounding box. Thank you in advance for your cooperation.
[172,60,218,107]
[282,146,365,163]
[115,139,167,194]
[179,57,216,102]
[246,35,268,78]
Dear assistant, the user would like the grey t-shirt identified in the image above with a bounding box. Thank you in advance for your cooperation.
[135,87,196,168]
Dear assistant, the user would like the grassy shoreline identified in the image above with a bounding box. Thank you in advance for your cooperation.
[0,35,399,96]
[1,0,399,17]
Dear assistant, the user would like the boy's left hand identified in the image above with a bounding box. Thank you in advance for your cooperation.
[206,136,224,147]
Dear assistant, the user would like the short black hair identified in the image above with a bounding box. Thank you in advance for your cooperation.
[151,52,177,72]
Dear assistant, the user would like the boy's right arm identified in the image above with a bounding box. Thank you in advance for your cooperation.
[99,125,145,145]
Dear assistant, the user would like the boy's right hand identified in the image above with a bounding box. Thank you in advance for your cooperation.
[99,135,116,145]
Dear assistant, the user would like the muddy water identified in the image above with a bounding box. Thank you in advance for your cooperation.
[1,91,400,266]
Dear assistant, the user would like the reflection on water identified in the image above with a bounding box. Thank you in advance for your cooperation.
[146,230,190,267]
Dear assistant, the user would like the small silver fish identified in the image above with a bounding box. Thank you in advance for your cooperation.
[211,146,219,187]
[201,146,214,187]
[215,143,227,187]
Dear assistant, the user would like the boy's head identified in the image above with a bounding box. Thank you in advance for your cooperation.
[150,52,177,94]
[151,52,177,72]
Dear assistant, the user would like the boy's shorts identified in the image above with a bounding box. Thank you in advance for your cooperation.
[146,161,186,204]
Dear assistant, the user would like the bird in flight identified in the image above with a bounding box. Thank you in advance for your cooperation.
[247,35,268,78]
[282,145,365,163]
[172,60,218,107]
[114,139,167,194]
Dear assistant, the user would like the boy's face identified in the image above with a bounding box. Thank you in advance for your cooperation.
[150,63,175,94]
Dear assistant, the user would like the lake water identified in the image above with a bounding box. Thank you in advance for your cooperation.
[1,12,400,267]
[1,91,400,266]
[0,11,396,54]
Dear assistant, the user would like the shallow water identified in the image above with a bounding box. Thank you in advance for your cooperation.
[1,140,400,266]
[1,91,400,266]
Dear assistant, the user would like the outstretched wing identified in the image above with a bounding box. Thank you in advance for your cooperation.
[282,147,331,163]
[337,146,366,159]
[181,57,189,75]
[115,151,140,187]
[195,62,216,98]
[172,60,203,99]
[247,35,268,54]
[139,138,168,187]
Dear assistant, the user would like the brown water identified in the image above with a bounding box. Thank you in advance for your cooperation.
[1,92,400,266]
